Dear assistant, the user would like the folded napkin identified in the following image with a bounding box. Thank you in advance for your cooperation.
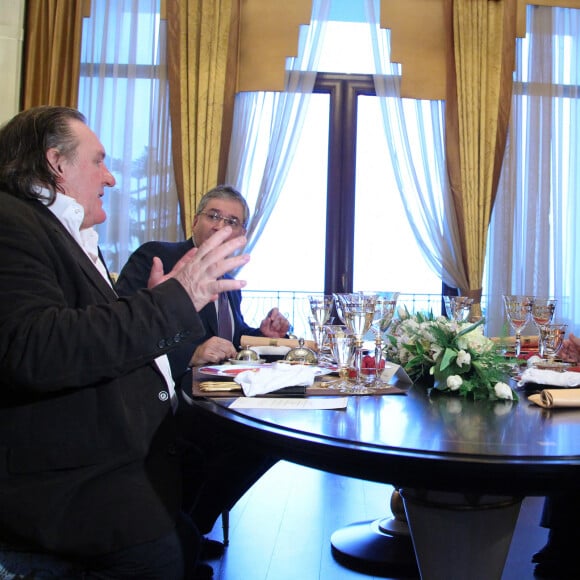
[234,361,317,397]
[518,368,580,388]
[528,388,580,408]
[250,345,291,357]
[240,335,317,351]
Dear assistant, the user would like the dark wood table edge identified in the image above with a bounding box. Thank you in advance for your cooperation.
[184,388,580,497]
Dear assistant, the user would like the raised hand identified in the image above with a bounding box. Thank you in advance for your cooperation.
[148,226,250,312]
[259,308,290,337]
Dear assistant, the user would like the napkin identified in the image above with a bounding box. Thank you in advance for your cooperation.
[234,361,317,397]
[240,335,317,351]
[528,388,580,408]
[518,368,580,388]
[250,345,291,357]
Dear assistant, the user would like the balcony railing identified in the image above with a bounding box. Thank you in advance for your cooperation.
[240,290,448,340]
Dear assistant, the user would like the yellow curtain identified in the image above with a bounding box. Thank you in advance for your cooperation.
[444,0,517,318]
[167,0,240,238]
[21,0,87,109]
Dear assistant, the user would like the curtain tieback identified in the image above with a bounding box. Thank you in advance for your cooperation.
[460,288,482,302]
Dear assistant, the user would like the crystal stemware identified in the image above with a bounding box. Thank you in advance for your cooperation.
[502,295,533,357]
[370,292,400,385]
[540,323,567,364]
[333,293,378,392]
[309,316,334,364]
[531,298,557,358]
[308,295,333,353]
[444,296,474,322]
[308,317,325,352]
[324,325,355,391]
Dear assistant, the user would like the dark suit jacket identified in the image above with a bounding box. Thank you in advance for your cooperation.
[0,191,207,557]
[116,239,262,379]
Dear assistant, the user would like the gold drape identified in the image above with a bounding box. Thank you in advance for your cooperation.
[167,0,240,238]
[21,0,87,109]
[444,0,517,318]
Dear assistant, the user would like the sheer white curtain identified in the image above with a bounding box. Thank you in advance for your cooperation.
[364,0,468,293]
[225,0,329,260]
[485,5,580,336]
[79,0,179,274]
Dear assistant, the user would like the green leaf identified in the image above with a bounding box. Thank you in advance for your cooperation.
[455,317,485,338]
[439,347,457,372]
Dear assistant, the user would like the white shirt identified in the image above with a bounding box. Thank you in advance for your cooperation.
[44,191,177,410]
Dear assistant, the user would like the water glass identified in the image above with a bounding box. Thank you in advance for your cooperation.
[333,293,377,392]
[540,323,567,363]
[325,325,354,391]
[444,296,474,322]
[503,295,533,356]
[308,295,333,352]
[531,298,557,357]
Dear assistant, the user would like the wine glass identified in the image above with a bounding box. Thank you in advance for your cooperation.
[502,295,533,357]
[444,296,474,322]
[333,293,378,392]
[309,316,334,364]
[370,292,400,384]
[540,323,567,364]
[308,295,333,353]
[325,325,355,391]
[531,298,557,358]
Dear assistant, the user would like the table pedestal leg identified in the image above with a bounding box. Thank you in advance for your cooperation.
[400,489,522,580]
[330,489,418,577]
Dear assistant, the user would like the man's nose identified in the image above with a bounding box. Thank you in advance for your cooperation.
[103,165,116,186]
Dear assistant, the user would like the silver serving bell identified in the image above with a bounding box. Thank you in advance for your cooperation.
[236,346,260,361]
[284,338,318,364]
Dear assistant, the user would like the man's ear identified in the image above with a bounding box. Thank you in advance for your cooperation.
[46,148,63,177]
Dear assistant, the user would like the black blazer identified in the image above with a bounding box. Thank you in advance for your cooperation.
[0,191,207,557]
[116,238,262,379]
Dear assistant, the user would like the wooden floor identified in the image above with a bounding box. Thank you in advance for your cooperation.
[204,460,548,580]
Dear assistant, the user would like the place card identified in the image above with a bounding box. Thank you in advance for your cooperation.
[229,397,348,410]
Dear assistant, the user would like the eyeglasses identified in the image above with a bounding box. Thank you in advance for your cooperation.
[198,210,243,229]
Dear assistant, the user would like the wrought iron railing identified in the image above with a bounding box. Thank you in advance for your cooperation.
[240,290,446,340]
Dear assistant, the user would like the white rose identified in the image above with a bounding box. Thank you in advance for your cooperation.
[447,375,462,391]
[456,350,471,367]
[494,382,513,400]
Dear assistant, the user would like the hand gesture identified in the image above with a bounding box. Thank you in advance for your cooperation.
[147,227,250,312]
[259,307,290,338]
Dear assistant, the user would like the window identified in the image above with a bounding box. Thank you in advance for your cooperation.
[484,5,580,335]
[78,0,179,274]
[239,4,442,337]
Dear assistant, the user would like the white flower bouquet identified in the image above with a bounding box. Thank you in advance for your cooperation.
[385,307,517,401]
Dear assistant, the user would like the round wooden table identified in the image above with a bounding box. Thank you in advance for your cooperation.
[186,382,580,579]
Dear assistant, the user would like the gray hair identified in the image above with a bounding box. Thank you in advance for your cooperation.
[196,185,250,227]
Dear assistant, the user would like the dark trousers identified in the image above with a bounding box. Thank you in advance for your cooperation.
[176,386,277,535]
[540,493,580,529]
[0,512,199,580]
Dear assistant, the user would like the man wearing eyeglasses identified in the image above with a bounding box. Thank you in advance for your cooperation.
[117,185,290,370]
[116,185,288,575]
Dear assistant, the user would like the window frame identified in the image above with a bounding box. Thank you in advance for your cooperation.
[315,72,375,294]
